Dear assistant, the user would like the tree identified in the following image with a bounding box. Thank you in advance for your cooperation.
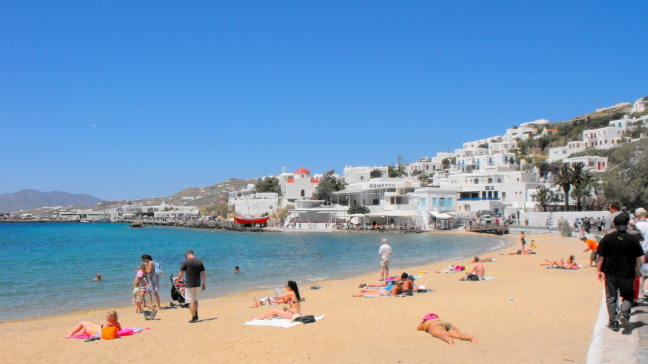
[198,203,229,218]
[602,139,648,211]
[256,176,281,195]
[569,162,593,211]
[532,186,557,212]
[312,170,344,203]
[442,158,451,170]
[347,203,369,215]
[370,169,383,178]
[553,163,574,211]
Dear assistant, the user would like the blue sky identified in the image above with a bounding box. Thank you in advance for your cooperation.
[1,1,646,201]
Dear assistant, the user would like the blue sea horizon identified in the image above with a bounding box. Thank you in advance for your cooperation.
[0,222,505,321]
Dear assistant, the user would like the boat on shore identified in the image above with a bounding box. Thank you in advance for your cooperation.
[233,216,269,225]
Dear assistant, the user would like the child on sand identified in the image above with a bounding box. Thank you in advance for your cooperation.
[133,275,144,313]
[417,313,478,345]
[68,310,121,338]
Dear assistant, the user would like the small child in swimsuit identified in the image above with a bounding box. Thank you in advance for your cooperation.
[67,310,122,338]
[133,275,144,313]
[417,313,478,345]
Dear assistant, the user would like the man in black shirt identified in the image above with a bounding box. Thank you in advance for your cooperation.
[597,213,644,331]
[177,249,206,323]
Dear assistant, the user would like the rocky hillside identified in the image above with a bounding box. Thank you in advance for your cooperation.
[0,189,104,213]
[105,178,260,208]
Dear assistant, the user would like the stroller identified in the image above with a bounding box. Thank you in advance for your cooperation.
[169,274,189,308]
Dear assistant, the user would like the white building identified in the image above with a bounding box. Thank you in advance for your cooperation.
[582,126,624,149]
[343,165,388,184]
[279,167,320,201]
[563,156,608,173]
[227,184,281,217]
[547,141,587,162]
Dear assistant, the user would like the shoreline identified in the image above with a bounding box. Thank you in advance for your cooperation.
[2,233,602,363]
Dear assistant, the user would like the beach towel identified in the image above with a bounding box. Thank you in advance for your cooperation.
[546,265,581,270]
[66,328,149,339]
[244,315,325,328]
[460,276,495,281]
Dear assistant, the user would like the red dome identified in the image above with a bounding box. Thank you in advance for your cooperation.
[294,167,311,175]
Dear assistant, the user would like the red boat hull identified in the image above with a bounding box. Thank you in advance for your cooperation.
[233,216,269,224]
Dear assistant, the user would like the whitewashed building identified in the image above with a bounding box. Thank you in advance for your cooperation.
[279,167,320,201]
[563,156,608,173]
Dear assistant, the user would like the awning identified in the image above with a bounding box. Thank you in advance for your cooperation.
[430,211,452,219]
[365,210,420,217]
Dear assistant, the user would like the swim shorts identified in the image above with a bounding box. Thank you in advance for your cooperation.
[184,287,200,303]
[381,257,390,267]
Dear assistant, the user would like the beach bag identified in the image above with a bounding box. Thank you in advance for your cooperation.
[293,315,316,324]
[101,326,119,340]
[153,262,163,277]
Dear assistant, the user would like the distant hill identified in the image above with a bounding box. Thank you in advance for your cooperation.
[112,178,260,208]
[0,189,104,213]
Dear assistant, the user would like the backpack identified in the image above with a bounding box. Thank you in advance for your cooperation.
[153,262,164,277]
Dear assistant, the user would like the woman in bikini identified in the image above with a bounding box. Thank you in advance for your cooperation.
[68,310,121,337]
[541,255,577,268]
[253,281,301,320]
[417,313,478,345]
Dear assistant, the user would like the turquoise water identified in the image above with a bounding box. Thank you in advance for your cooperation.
[0,223,505,321]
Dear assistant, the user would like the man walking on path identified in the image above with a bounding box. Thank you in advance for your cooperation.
[177,249,206,323]
[597,214,644,332]
[379,239,392,281]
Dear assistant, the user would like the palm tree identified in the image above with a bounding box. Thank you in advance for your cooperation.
[532,186,556,212]
[570,162,593,211]
[553,163,574,211]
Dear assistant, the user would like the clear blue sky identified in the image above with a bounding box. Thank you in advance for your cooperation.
[1,1,646,201]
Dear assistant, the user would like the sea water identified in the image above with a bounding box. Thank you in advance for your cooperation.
[0,222,505,321]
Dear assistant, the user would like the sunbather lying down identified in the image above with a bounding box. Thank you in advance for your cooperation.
[509,248,535,255]
[541,255,578,269]
[352,281,402,297]
[417,313,478,345]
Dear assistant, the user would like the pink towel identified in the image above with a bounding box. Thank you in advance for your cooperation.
[66,327,149,339]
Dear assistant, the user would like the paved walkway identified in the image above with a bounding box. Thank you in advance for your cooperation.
[587,293,648,363]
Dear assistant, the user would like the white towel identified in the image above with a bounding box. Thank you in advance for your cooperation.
[244,315,325,328]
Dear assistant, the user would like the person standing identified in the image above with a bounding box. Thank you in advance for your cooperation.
[520,231,526,250]
[604,201,621,233]
[177,249,206,323]
[379,238,392,281]
[142,254,161,310]
[632,208,648,298]
[596,213,644,332]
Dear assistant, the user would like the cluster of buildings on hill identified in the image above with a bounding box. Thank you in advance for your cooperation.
[226,98,648,231]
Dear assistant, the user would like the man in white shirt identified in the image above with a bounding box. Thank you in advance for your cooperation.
[632,208,648,300]
[378,239,393,281]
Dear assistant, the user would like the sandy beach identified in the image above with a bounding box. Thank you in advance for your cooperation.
[0,232,602,364]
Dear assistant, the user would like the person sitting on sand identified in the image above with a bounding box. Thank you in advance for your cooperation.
[541,255,578,268]
[471,256,495,263]
[401,275,417,295]
[509,247,535,255]
[68,310,121,338]
[465,257,485,279]
[253,281,301,320]
[417,313,478,345]
[352,281,403,297]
